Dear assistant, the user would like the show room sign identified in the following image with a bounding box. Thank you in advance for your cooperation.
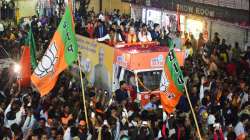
[177,4,215,18]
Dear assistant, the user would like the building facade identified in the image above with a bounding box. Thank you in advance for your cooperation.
[124,0,250,49]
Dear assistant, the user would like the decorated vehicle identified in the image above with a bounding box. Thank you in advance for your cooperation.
[76,35,185,106]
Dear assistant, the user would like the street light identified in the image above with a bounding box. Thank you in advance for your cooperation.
[13,63,20,73]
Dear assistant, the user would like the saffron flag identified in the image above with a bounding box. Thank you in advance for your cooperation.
[19,46,31,87]
[31,6,78,96]
[160,41,184,113]
[26,28,37,69]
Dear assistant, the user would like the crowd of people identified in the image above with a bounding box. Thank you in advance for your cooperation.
[74,9,171,47]
[0,8,250,140]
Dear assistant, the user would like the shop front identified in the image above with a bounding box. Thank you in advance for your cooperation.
[140,7,209,40]
[127,0,249,46]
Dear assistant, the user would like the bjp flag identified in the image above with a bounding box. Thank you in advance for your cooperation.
[159,41,184,113]
[18,46,31,87]
[31,6,78,96]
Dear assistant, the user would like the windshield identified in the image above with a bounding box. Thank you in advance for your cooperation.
[137,70,162,92]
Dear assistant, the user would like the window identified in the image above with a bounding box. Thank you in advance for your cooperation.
[137,70,162,92]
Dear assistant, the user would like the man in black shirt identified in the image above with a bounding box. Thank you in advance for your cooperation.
[151,23,160,41]
[115,81,129,104]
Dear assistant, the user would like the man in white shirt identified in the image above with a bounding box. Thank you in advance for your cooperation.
[234,114,249,139]
[143,94,158,111]
[97,28,123,44]
[4,99,24,128]
[239,81,249,108]
[173,32,182,49]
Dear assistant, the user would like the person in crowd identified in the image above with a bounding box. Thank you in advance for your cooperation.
[143,94,158,112]
[138,23,152,42]
[190,34,197,55]
[127,26,137,44]
[232,42,241,61]
[97,28,123,45]
[87,21,95,38]
[182,32,189,46]
[150,23,160,41]
[234,114,249,140]
[158,31,169,47]
[173,31,182,49]
[115,81,129,104]
[94,19,107,38]
[182,41,193,58]
[198,33,206,50]
[213,32,220,46]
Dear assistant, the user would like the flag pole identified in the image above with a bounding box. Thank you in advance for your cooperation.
[78,56,89,129]
[183,83,202,140]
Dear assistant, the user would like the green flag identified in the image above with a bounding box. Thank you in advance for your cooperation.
[26,28,37,69]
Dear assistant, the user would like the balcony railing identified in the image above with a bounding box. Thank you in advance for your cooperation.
[191,0,249,10]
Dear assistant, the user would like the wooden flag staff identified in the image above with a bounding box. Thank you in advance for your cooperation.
[78,56,89,129]
[184,83,202,140]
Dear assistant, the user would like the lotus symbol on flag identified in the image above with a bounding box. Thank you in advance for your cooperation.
[34,42,58,78]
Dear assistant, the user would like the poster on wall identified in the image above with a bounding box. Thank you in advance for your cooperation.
[76,35,114,92]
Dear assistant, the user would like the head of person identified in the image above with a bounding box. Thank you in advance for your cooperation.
[40,133,48,140]
[98,48,105,65]
[233,42,239,48]
[240,114,249,125]
[78,120,86,131]
[11,99,21,112]
[120,80,127,90]
[184,32,188,38]
[190,34,194,39]
[56,129,64,140]
[129,27,135,35]
[150,94,158,104]
[226,124,234,133]
[63,105,70,115]
[58,86,65,94]
[154,23,160,32]
[50,128,57,139]
[142,23,147,32]
[201,97,209,107]
[38,118,46,128]
[214,32,219,37]
[222,39,226,44]
[226,132,236,140]
[112,22,117,29]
